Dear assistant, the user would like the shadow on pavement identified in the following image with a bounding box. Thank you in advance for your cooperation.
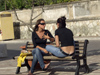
[88,63,100,73]
[0,49,21,61]
[0,43,25,61]
[87,49,100,56]
[45,61,89,75]
[86,49,100,74]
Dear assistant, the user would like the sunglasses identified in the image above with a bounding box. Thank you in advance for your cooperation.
[39,23,46,25]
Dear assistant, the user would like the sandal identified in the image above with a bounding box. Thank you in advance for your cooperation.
[43,63,51,71]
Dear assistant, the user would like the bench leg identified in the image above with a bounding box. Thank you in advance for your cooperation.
[83,59,90,73]
[75,60,80,75]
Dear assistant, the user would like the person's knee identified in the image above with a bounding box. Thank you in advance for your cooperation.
[33,54,37,59]
[35,48,41,54]
[46,45,52,50]
[46,45,57,51]
[32,48,38,55]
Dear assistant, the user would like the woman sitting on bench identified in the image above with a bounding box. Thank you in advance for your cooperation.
[28,19,54,75]
[46,16,75,57]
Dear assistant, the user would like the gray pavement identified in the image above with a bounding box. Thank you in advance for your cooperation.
[0,37,100,75]
[0,36,100,43]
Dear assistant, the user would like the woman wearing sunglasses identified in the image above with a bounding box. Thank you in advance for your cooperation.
[28,19,54,75]
[46,16,75,58]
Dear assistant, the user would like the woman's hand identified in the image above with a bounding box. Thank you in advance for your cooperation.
[36,46,49,54]
[43,49,49,54]
[43,34,55,42]
[43,34,50,39]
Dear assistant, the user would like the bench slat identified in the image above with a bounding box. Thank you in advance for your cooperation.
[25,53,83,61]
[14,54,83,60]
[75,47,84,50]
[27,41,85,45]
[26,49,84,52]
[27,46,84,48]
[26,48,84,51]
[27,49,33,51]
[25,56,75,61]
[27,49,84,51]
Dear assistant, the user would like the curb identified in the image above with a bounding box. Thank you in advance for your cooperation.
[0,39,31,44]
[0,37,100,44]
[74,37,100,40]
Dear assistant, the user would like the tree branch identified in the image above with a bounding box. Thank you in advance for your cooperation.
[30,1,34,28]
[13,8,27,25]
[29,0,45,32]
[29,0,35,32]
[13,8,34,32]
[32,7,44,21]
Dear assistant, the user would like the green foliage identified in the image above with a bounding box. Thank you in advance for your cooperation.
[0,0,5,11]
[0,0,79,11]
[24,0,33,9]
[6,0,33,10]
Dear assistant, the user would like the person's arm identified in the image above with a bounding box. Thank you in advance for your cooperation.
[55,30,60,47]
[49,37,55,42]
[55,35,60,47]
[36,46,48,54]
[43,34,54,42]
[48,31,55,42]
[32,32,37,48]
[43,30,55,42]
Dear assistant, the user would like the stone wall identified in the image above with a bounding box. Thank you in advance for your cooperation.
[67,20,100,37]
[2,0,100,39]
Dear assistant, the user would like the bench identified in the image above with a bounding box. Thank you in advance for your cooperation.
[14,39,90,75]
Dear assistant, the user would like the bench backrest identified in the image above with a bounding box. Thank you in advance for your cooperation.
[73,40,89,59]
[25,40,89,59]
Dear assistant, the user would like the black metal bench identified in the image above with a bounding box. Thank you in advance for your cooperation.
[14,39,90,75]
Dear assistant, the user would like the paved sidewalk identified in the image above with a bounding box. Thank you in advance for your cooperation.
[0,37,100,75]
[0,36,100,44]
[0,60,100,75]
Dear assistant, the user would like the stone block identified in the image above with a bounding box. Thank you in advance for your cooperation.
[0,44,7,57]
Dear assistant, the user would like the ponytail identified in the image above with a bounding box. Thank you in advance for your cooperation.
[57,16,66,28]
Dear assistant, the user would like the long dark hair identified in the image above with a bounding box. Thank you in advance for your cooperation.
[33,19,44,32]
[57,16,66,28]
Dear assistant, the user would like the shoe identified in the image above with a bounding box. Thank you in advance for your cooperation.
[43,63,51,71]
[28,73,34,75]
[16,67,20,74]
